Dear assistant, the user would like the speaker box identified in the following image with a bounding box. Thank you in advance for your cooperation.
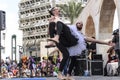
[76,59,88,76]
[89,60,104,75]
[0,10,6,30]
[92,54,103,60]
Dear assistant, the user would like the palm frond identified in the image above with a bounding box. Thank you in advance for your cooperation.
[59,1,83,24]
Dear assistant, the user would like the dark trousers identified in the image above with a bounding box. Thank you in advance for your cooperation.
[116,49,120,60]
[68,56,78,75]
[56,43,69,72]
[68,56,87,76]
[63,58,69,76]
[116,49,120,65]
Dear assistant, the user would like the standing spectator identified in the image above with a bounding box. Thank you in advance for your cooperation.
[36,62,42,77]
[111,29,120,62]
[28,56,35,77]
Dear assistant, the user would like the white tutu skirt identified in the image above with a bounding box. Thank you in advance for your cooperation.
[67,25,86,56]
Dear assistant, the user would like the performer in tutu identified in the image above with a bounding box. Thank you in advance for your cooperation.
[66,21,110,80]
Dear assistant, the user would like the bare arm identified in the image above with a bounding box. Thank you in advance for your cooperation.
[85,37,109,45]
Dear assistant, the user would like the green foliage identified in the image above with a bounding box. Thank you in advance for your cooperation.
[59,1,83,24]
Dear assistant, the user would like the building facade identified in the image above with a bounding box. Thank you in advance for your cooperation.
[18,0,71,59]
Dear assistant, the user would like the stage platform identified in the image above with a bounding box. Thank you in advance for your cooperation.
[0,76,120,80]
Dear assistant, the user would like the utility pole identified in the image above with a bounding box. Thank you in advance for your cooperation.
[18,45,23,77]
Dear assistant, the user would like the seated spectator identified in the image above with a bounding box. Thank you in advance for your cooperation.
[106,47,119,76]
[1,67,8,78]
[11,66,18,77]
[22,64,31,77]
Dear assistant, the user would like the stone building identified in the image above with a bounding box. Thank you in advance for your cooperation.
[76,0,120,66]
[19,0,51,59]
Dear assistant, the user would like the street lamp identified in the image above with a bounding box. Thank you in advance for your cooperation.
[17,45,24,77]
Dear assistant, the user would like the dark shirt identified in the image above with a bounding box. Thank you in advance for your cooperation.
[107,54,118,63]
[112,35,119,50]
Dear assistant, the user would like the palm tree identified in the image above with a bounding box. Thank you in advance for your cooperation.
[59,1,83,24]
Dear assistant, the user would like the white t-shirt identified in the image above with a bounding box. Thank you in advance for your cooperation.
[67,25,86,56]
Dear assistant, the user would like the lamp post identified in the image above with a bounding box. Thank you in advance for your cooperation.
[18,45,23,77]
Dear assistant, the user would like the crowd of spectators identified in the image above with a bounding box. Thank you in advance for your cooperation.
[0,55,61,78]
